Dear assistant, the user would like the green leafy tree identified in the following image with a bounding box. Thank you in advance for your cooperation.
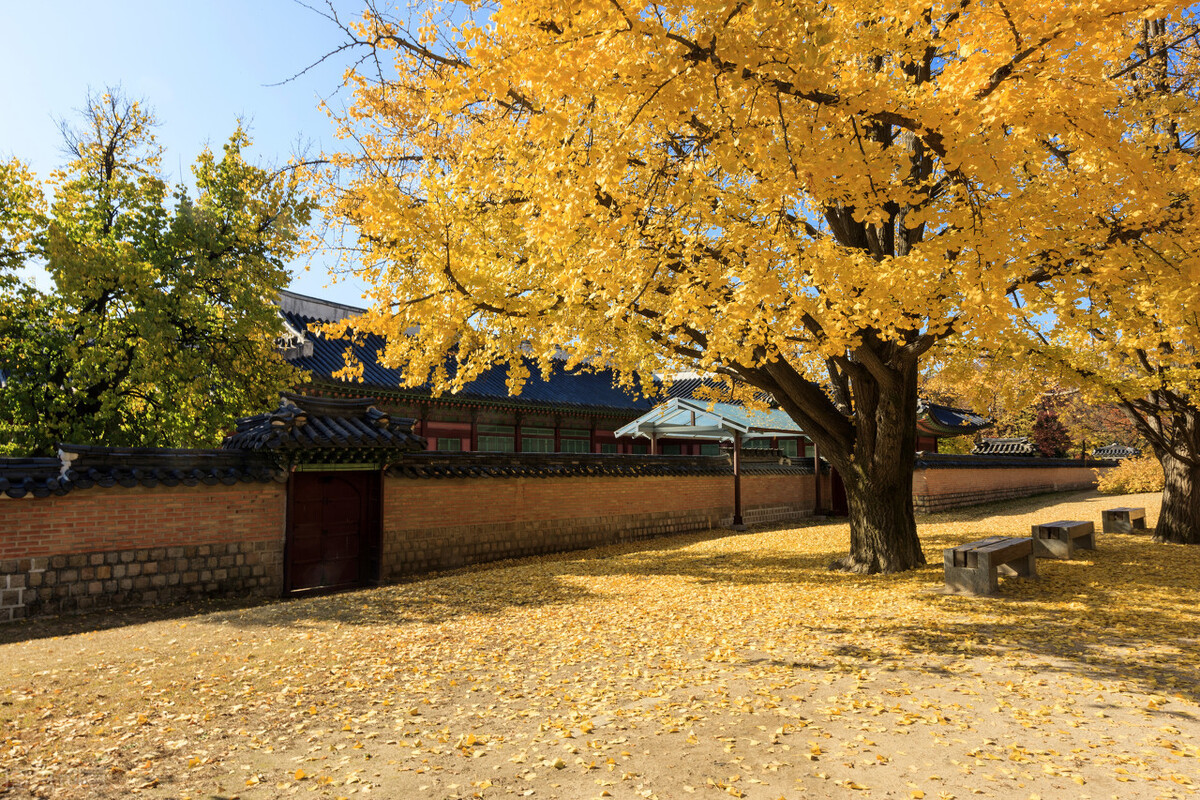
[0,91,312,454]
[0,158,60,455]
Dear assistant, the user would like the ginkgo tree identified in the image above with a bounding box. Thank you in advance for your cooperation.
[0,91,312,453]
[941,18,1200,545]
[314,0,1200,572]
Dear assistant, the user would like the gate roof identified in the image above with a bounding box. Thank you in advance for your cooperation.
[224,394,425,460]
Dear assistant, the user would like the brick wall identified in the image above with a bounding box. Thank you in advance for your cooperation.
[0,452,1115,622]
[913,464,1104,513]
[0,483,285,621]
[381,472,815,576]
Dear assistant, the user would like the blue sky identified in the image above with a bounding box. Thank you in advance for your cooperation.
[0,0,373,306]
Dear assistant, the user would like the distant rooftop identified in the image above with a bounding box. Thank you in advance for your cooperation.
[278,289,367,323]
[973,437,1037,456]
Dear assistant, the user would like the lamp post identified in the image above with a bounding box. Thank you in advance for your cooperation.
[813,441,822,514]
[731,430,745,530]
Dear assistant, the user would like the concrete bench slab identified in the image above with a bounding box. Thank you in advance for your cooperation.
[1102,507,1147,534]
[944,535,1037,596]
[1031,520,1096,560]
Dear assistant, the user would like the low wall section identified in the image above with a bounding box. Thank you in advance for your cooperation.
[0,482,286,621]
[913,454,1111,513]
[381,470,816,577]
[0,448,1118,622]
[0,453,815,621]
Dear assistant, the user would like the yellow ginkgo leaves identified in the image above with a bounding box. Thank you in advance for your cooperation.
[2,491,1198,798]
[311,0,1200,570]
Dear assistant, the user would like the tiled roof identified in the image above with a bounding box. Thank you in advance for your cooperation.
[971,437,1038,456]
[916,452,1117,469]
[0,458,69,498]
[57,446,285,490]
[278,291,989,435]
[224,393,424,458]
[917,400,992,436]
[1092,443,1140,459]
[2,447,288,499]
[386,452,813,480]
[2,451,283,499]
[283,309,668,414]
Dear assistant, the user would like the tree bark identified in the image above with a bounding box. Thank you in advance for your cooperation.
[745,343,928,574]
[835,456,924,572]
[1155,453,1200,544]
[829,359,925,573]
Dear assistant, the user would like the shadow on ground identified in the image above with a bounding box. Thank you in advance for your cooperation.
[0,594,283,645]
[9,485,1192,718]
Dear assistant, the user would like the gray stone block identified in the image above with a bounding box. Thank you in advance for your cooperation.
[944,536,1037,597]
[1032,520,1095,559]
[1102,507,1147,534]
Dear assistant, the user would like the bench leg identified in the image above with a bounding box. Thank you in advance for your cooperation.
[1104,514,1147,534]
[1076,532,1096,551]
[1033,533,1072,559]
[944,550,997,596]
[998,552,1037,579]
[944,567,997,596]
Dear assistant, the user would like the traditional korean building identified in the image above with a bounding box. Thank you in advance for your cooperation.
[278,290,989,456]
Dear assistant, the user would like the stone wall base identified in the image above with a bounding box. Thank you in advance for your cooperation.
[720,505,813,527]
[914,482,1097,513]
[0,541,283,621]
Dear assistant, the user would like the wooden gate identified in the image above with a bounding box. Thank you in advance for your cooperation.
[830,468,849,516]
[286,471,381,593]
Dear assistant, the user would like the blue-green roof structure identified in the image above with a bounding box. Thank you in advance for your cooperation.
[616,396,991,443]
[614,398,804,441]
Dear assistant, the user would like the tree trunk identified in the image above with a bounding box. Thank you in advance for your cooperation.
[834,457,925,573]
[829,367,926,573]
[1155,453,1200,544]
[753,344,929,574]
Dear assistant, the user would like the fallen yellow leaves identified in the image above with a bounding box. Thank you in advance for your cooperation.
[0,492,1196,799]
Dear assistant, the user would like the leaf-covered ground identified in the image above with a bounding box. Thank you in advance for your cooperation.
[2,490,1197,799]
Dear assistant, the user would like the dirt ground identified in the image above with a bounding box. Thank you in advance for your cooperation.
[1,490,1197,800]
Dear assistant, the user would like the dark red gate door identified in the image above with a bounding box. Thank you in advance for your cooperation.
[287,471,379,592]
[830,468,849,517]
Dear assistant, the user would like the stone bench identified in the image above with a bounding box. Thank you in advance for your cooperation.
[1102,507,1147,534]
[944,536,1038,596]
[1031,520,1096,560]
